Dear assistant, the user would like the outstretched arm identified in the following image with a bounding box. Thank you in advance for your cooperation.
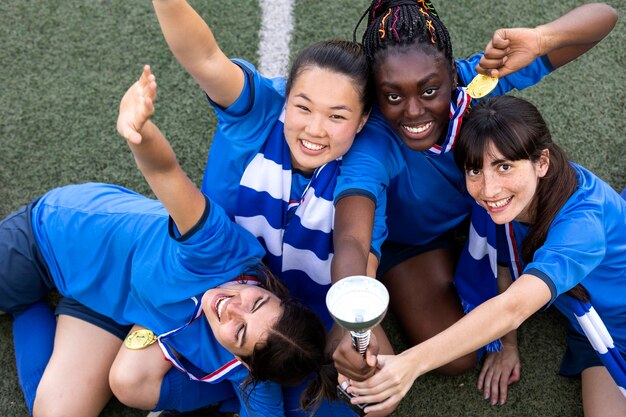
[478,3,618,77]
[345,273,551,414]
[117,65,205,234]
[152,0,244,107]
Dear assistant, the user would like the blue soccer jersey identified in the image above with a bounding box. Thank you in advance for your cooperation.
[335,53,554,252]
[29,183,283,415]
[198,60,387,327]
[521,165,626,350]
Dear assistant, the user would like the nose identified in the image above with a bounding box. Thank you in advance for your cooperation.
[304,114,325,138]
[405,97,424,118]
[481,171,502,198]
[223,298,246,321]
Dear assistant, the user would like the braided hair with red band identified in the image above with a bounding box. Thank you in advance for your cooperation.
[356,0,453,69]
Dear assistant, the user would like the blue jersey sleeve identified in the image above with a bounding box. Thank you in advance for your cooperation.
[335,114,395,256]
[207,59,285,149]
[456,52,554,95]
[524,197,606,305]
[171,195,266,277]
[235,379,285,417]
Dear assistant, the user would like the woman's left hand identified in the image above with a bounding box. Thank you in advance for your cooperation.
[477,343,521,405]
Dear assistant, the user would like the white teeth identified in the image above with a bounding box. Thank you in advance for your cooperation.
[403,122,432,134]
[486,197,512,208]
[301,139,325,151]
[216,296,230,320]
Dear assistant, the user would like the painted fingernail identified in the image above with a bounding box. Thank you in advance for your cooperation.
[341,381,349,390]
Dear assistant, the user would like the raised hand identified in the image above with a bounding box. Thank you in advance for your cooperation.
[476,27,543,78]
[117,65,157,144]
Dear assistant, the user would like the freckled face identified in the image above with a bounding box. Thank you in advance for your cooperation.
[201,284,283,358]
[465,143,549,224]
[373,50,454,151]
[284,67,368,174]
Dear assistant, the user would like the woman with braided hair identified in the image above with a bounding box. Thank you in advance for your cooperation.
[344,95,626,416]
[331,0,617,411]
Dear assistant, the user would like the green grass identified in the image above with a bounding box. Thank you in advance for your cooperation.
[0,0,624,416]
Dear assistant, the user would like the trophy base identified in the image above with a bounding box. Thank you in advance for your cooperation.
[336,384,367,417]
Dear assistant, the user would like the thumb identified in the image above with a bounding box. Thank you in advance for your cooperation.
[375,355,387,369]
[365,349,378,367]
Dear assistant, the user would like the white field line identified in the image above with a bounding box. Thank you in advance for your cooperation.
[258,0,295,77]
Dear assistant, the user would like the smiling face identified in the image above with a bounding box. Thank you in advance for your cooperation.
[283,66,368,174]
[465,143,549,224]
[201,284,283,358]
[373,48,455,151]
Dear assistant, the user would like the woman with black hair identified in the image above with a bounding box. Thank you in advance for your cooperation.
[331,0,617,403]
[343,95,626,417]
[0,66,330,417]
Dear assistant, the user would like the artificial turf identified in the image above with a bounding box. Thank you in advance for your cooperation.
[0,0,624,416]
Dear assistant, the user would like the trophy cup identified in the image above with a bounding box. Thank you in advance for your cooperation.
[326,275,389,416]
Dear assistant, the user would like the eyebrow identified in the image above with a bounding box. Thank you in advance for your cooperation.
[378,72,440,89]
[240,296,270,348]
[490,158,509,167]
[294,93,354,112]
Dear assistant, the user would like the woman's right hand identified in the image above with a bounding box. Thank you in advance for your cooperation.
[346,351,419,415]
[332,328,378,381]
[116,65,157,145]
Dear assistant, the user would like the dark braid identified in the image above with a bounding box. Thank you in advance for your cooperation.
[358,0,453,68]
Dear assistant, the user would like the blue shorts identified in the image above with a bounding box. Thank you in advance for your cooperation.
[559,329,626,377]
[377,234,457,278]
[0,199,131,340]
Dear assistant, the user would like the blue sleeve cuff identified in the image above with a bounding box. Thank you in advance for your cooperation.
[206,59,255,116]
[168,195,211,242]
[334,189,377,206]
[540,54,555,72]
[525,267,557,310]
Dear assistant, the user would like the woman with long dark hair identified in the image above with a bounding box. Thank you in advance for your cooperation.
[343,95,626,417]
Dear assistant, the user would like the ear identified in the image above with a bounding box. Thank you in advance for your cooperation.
[356,109,371,133]
[451,62,459,89]
[537,148,550,178]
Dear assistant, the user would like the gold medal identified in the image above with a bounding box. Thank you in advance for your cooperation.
[124,328,157,350]
[466,74,499,99]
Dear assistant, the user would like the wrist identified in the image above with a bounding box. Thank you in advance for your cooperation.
[534,24,556,56]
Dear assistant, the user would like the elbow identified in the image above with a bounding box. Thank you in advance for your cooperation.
[595,3,618,32]
[496,295,535,332]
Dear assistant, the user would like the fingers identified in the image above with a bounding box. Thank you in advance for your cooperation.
[362,396,400,416]
[509,363,521,384]
[498,372,508,405]
[477,356,491,391]
[490,29,510,50]
[333,338,377,381]
[139,65,158,102]
[488,369,502,405]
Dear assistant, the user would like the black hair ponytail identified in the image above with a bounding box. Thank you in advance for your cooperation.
[300,360,339,414]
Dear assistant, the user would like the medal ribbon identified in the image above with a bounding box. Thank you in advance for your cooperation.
[427,86,471,155]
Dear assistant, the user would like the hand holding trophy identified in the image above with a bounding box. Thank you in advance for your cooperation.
[327,276,389,416]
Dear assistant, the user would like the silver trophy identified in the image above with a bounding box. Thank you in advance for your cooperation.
[326,275,389,355]
[326,276,389,416]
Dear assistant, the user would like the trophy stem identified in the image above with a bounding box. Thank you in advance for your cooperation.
[350,329,371,356]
